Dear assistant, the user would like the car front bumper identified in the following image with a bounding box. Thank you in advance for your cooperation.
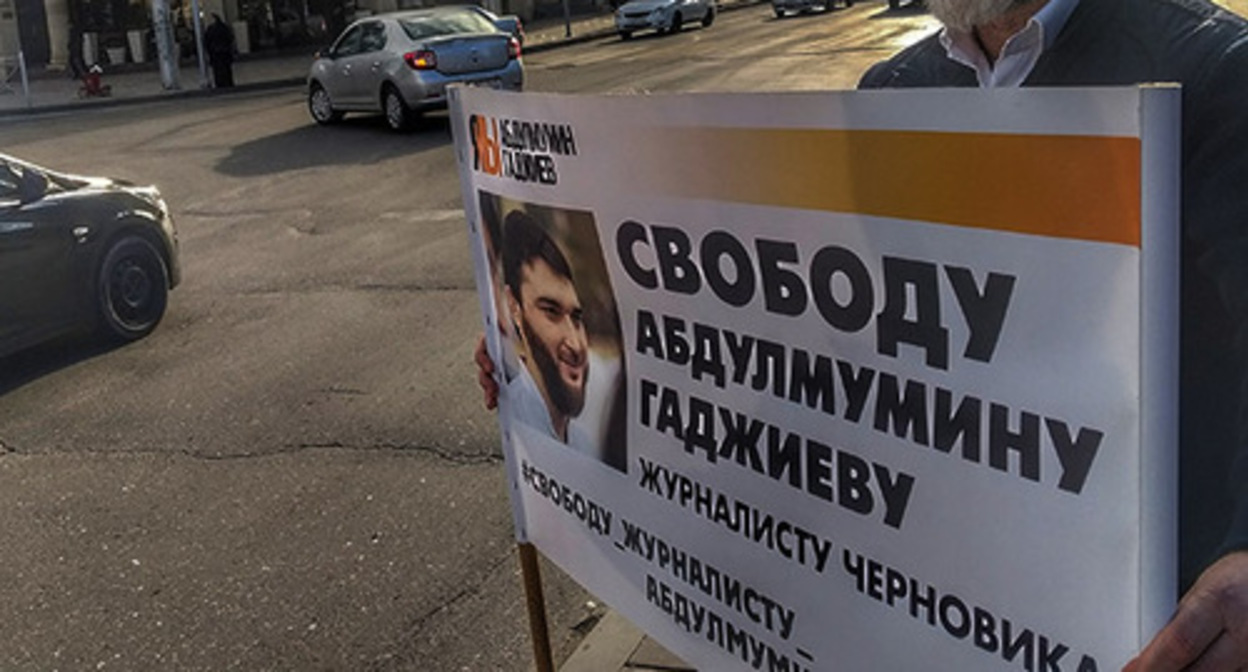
[773,0,820,9]
[615,11,669,30]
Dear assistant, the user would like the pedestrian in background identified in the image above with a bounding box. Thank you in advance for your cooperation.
[204,14,235,88]
[67,12,87,80]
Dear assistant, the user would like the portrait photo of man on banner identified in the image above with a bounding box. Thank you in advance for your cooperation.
[478,190,629,473]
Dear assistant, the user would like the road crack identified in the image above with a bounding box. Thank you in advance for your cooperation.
[365,546,518,671]
[237,283,475,295]
[0,442,501,465]
[291,441,503,465]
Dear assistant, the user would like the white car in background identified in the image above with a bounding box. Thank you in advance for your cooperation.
[614,0,716,39]
[772,0,851,17]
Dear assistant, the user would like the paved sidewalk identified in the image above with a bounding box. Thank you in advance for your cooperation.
[558,609,694,672]
[0,5,625,117]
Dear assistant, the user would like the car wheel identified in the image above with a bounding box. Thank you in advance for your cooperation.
[308,83,343,125]
[888,0,899,7]
[774,7,785,17]
[95,235,169,343]
[619,29,632,39]
[383,86,415,132]
[701,7,715,26]
[670,11,683,32]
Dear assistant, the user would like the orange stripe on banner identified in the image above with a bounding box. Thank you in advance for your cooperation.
[649,128,1142,247]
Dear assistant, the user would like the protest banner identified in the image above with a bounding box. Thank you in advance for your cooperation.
[450,85,1180,671]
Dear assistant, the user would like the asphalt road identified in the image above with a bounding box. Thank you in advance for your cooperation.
[0,4,939,670]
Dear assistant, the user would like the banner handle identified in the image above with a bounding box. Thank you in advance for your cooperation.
[518,542,555,672]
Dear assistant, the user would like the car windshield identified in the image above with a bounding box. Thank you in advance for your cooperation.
[399,11,497,40]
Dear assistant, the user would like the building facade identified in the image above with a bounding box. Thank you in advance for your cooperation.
[1,0,418,71]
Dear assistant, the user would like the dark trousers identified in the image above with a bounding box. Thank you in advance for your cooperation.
[210,58,234,87]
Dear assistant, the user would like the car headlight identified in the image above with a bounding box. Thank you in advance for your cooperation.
[130,185,166,213]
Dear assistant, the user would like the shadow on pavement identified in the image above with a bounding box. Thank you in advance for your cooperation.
[0,335,121,397]
[215,114,455,177]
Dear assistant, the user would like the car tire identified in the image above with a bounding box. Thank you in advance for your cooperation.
[95,234,169,343]
[670,12,683,32]
[308,83,343,125]
[619,29,632,39]
[888,0,899,7]
[383,86,415,132]
[774,7,785,17]
[701,7,715,26]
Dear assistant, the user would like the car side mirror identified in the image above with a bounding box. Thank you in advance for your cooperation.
[18,169,47,205]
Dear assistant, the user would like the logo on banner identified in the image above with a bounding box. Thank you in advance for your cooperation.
[469,114,578,185]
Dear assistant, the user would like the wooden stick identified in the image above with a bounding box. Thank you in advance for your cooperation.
[518,542,555,672]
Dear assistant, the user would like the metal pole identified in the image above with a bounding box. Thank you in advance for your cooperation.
[518,543,555,672]
[562,0,572,37]
[18,50,29,108]
[189,0,209,88]
[152,0,180,90]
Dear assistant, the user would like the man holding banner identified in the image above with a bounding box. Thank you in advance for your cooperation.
[474,0,1248,667]
[858,0,1248,669]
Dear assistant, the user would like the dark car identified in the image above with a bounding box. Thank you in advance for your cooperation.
[0,154,180,358]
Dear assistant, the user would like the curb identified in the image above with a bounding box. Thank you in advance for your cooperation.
[0,1,766,119]
[0,77,307,119]
[524,0,764,51]
[558,609,696,672]
[559,610,647,672]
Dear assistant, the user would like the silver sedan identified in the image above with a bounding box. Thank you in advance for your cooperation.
[615,0,716,38]
[307,7,524,132]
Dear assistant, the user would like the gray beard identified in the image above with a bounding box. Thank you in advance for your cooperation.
[926,0,1027,31]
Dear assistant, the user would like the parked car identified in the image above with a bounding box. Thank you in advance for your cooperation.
[614,0,716,39]
[772,0,850,17]
[307,7,524,132]
[460,4,525,45]
[0,154,180,358]
[275,8,329,43]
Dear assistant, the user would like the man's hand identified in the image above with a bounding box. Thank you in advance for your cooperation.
[475,333,499,410]
[1124,551,1248,671]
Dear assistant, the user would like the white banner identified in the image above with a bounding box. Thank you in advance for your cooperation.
[450,86,1180,671]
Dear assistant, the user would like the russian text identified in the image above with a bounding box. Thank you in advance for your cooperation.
[618,222,1016,371]
[638,458,835,572]
[637,312,1104,496]
[843,549,1100,672]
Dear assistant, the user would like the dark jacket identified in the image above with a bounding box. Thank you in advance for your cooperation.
[204,19,235,63]
[861,0,1248,591]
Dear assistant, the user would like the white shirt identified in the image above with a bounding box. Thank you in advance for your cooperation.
[938,0,1081,87]
[506,364,595,454]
